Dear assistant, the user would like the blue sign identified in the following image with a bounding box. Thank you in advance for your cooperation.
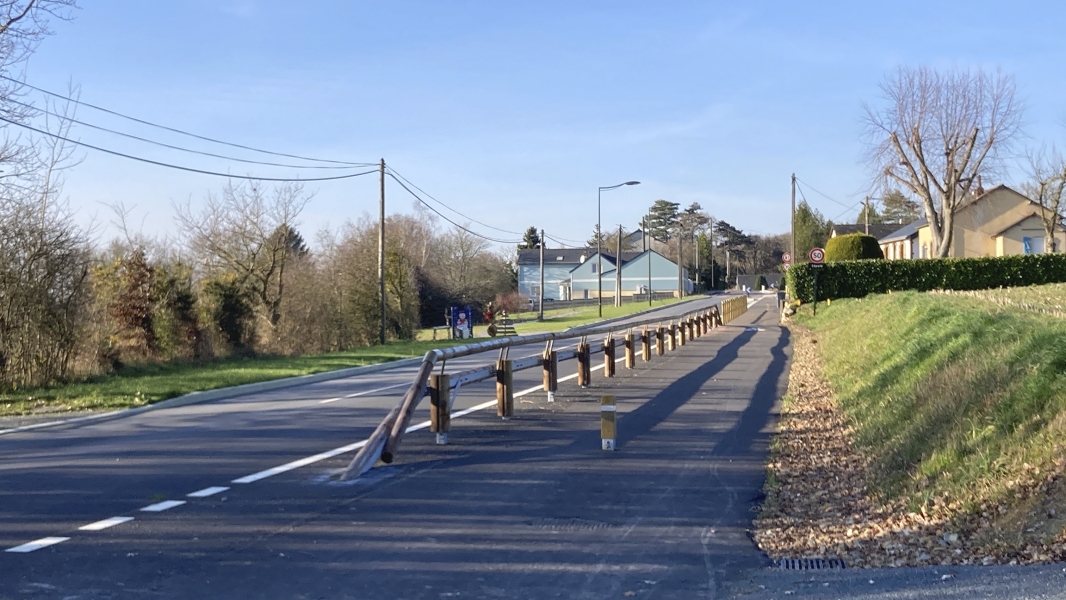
[450,306,473,339]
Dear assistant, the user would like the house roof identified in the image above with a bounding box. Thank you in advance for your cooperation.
[989,212,1041,237]
[567,250,644,274]
[831,223,900,239]
[879,218,926,243]
[516,247,594,266]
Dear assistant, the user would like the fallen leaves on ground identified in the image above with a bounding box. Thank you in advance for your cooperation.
[753,326,1066,568]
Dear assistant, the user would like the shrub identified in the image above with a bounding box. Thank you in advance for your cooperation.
[786,252,1066,303]
[825,233,884,261]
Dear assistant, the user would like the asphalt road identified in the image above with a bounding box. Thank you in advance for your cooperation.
[4,292,1063,599]
[0,296,729,558]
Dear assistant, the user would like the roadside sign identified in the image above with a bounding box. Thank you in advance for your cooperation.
[782,252,792,264]
[783,263,791,271]
[808,247,825,264]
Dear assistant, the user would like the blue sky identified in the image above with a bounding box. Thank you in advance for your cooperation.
[21,0,1066,248]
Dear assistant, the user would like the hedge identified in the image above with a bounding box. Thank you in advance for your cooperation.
[785,253,1066,303]
[825,233,884,261]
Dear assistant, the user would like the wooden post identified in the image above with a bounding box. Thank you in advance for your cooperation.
[679,319,687,346]
[601,395,616,451]
[702,311,709,334]
[584,343,592,390]
[656,326,665,356]
[603,337,616,377]
[625,331,635,369]
[543,350,558,402]
[669,322,677,351]
[641,326,651,362]
[430,373,451,445]
[496,359,513,418]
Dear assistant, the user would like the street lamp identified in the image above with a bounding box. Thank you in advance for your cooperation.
[598,181,640,317]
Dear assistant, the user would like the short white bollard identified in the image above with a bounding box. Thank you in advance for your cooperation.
[601,395,616,451]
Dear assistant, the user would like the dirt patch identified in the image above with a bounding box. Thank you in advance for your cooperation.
[753,325,1066,567]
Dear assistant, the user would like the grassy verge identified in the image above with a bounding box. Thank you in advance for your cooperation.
[3,297,692,418]
[0,339,467,417]
[794,290,1066,553]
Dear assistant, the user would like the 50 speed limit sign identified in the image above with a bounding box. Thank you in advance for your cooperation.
[781,252,792,264]
[808,247,825,264]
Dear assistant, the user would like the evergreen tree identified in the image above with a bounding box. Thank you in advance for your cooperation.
[517,226,542,250]
[880,190,922,225]
[793,201,831,262]
[645,200,680,241]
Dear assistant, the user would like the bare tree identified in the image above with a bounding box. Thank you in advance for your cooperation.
[863,67,1022,258]
[175,180,312,332]
[1021,146,1066,252]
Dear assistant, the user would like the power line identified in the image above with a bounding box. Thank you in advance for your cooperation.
[385,165,524,236]
[0,115,378,182]
[4,95,366,171]
[794,177,853,210]
[2,75,370,166]
[386,172,521,244]
[544,232,587,247]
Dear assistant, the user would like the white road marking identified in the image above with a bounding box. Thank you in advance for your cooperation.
[79,516,134,531]
[140,500,186,512]
[5,537,70,553]
[320,382,408,404]
[187,486,229,498]
[232,439,369,484]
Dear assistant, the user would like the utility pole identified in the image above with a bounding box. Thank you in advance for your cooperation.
[615,224,623,307]
[645,218,652,307]
[791,173,796,264]
[378,158,386,346]
[708,218,715,291]
[694,231,700,294]
[538,229,545,321]
[677,228,683,299]
[864,196,870,235]
[726,249,731,289]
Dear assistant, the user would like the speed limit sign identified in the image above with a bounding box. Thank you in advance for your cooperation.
[809,247,825,264]
[782,252,792,264]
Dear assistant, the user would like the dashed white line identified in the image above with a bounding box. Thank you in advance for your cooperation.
[232,440,369,484]
[140,500,186,512]
[187,486,229,498]
[79,516,134,531]
[5,537,69,553]
[319,382,408,404]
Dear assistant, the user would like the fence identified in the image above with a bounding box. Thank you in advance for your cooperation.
[339,295,750,479]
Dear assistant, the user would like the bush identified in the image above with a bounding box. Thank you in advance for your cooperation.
[825,233,884,261]
[786,253,1066,303]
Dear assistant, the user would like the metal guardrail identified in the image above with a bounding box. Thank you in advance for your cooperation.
[339,296,749,479]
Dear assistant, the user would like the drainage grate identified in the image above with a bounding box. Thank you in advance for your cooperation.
[529,517,615,531]
[775,558,846,570]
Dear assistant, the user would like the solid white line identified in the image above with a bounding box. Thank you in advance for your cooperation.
[187,486,229,498]
[320,382,408,404]
[232,439,369,484]
[79,516,134,531]
[318,397,342,404]
[448,400,498,420]
[140,500,186,512]
[0,410,125,436]
[5,537,70,553]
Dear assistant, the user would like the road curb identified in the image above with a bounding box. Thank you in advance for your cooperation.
[0,356,425,437]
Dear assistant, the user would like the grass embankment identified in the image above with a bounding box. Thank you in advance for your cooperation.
[0,339,466,417]
[788,289,1066,562]
[4,297,689,418]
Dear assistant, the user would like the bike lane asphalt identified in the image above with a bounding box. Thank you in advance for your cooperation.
[2,296,790,599]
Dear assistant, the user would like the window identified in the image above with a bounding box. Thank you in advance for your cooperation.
[591,263,598,274]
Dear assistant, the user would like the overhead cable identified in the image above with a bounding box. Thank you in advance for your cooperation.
[0,115,378,182]
[386,165,524,236]
[3,96,364,170]
[1,75,370,166]
[386,172,522,244]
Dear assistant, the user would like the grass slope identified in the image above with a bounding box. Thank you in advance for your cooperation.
[795,290,1066,551]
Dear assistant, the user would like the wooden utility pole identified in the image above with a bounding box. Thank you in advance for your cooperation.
[791,173,796,268]
[538,229,545,321]
[378,158,386,345]
[615,224,623,307]
[864,196,871,235]
[677,229,683,298]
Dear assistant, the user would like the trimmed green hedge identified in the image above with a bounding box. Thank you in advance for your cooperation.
[825,233,884,261]
[785,253,1066,303]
